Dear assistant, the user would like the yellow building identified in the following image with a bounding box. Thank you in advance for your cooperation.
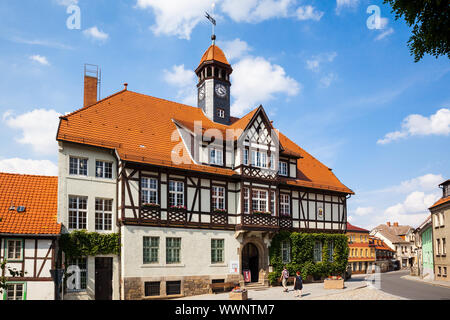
[346,222,376,274]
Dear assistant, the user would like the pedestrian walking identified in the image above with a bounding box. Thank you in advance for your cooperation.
[293,271,303,298]
[280,266,289,292]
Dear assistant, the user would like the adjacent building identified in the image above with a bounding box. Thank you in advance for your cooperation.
[370,236,395,272]
[346,223,375,274]
[56,41,353,299]
[413,215,433,280]
[429,179,449,282]
[370,222,415,269]
[0,173,61,300]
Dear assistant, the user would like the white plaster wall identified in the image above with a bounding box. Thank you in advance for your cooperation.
[26,282,54,300]
[121,226,240,278]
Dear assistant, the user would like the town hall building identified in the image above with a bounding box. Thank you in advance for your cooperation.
[56,40,353,299]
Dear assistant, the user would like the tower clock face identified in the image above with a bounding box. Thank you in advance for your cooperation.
[215,84,227,98]
[199,85,205,100]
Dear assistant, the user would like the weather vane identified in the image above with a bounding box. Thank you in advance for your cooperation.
[205,2,216,44]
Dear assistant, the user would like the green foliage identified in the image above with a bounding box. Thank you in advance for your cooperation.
[0,259,25,290]
[384,0,450,62]
[59,230,120,259]
[268,232,349,285]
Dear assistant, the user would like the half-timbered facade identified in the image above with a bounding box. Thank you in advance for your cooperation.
[0,173,61,300]
[56,42,353,299]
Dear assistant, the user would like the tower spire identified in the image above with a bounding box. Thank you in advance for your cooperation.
[205,4,216,45]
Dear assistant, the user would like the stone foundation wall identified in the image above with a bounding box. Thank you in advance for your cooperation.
[124,274,241,300]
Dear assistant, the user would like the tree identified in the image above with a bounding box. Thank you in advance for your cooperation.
[384,0,450,62]
[0,259,24,291]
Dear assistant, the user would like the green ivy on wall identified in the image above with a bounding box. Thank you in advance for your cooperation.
[268,231,349,285]
[59,230,120,260]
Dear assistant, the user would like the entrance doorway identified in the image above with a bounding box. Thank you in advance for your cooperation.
[242,243,259,283]
[95,257,113,300]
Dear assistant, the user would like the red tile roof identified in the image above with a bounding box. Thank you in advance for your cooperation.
[429,196,450,210]
[57,90,353,194]
[198,44,230,67]
[0,173,61,235]
[346,222,369,233]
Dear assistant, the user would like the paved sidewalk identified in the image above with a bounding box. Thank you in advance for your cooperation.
[308,286,404,300]
[401,274,450,289]
[177,276,369,300]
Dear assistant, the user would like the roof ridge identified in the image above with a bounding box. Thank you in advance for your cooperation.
[61,88,128,119]
[0,172,57,179]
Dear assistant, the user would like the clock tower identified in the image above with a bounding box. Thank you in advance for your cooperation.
[195,38,233,125]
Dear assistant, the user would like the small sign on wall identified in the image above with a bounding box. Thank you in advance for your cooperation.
[229,261,239,274]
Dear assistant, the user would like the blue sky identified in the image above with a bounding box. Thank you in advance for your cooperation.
[0,0,449,230]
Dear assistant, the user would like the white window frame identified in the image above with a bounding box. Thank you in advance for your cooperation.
[4,283,26,300]
[243,149,249,165]
[210,148,223,166]
[212,186,226,210]
[168,181,184,207]
[281,240,291,263]
[68,196,88,230]
[270,191,276,215]
[243,188,249,214]
[280,194,290,216]
[69,156,88,176]
[6,239,23,261]
[141,177,158,205]
[252,189,268,212]
[95,160,113,179]
[279,161,288,176]
[314,241,322,262]
[251,150,267,168]
[95,198,113,231]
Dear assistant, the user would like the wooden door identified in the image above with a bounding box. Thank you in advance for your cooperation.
[95,257,113,300]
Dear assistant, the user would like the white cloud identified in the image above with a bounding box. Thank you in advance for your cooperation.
[320,73,338,88]
[384,191,440,217]
[296,5,324,21]
[231,56,300,116]
[0,158,58,176]
[218,39,252,61]
[222,0,295,23]
[54,0,78,6]
[136,0,211,39]
[29,55,50,66]
[336,0,359,13]
[163,64,197,105]
[355,206,374,216]
[3,109,61,155]
[305,52,337,72]
[378,108,450,144]
[83,26,109,42]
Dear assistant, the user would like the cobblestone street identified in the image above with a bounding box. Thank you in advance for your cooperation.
[307,286,403,300]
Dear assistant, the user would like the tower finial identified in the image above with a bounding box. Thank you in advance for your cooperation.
[205,9,216,45]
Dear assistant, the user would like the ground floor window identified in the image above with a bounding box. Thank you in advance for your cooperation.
[281,240,291,263]
[211,239,225,264]
[3,283,25,300]
[144,282,160,297]
[67,258,87,291]
[313,241,322,262]
[143,237,159,264]
[166,281,181,295]
[166,238,181,264]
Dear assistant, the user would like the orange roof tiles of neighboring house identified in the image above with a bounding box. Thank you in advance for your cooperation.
[198,44,230,67]
[57,90,353,195]
[0,173,61,236]
[346,222,369,233]
[429,196,450,210]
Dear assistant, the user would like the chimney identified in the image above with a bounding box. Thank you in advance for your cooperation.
[393,222,399,227]
[387,222,391,227]
[83,64,100,107]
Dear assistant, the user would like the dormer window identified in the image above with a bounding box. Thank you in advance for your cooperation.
[279,161,288,176]
[210,148,223,166]
[218,108,225,118]
[444,184,450,198]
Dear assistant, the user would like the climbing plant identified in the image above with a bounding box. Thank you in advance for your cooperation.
[59,230,120,260]
[268,232,349,285]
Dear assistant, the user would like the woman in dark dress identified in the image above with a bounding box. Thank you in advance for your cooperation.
[293,271,303,298]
